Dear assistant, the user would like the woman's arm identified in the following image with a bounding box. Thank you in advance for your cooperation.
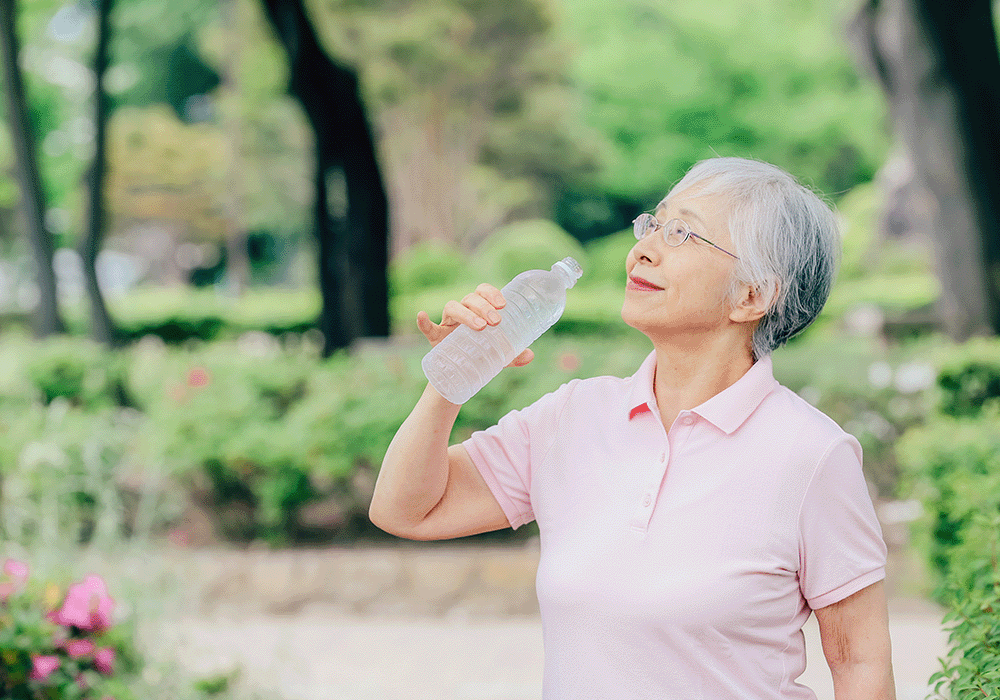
[368,284,532,541]
[368,385,509,540]
[814,579,896,700]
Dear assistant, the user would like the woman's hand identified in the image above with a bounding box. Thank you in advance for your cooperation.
[416,283,534,367]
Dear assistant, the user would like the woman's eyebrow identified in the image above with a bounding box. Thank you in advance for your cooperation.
[678,207,707,228]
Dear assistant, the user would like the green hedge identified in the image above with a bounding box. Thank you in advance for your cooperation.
[897,338,1000,699]
[0,332,652,547]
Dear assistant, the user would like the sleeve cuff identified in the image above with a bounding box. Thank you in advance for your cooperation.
[463,438,535,530]
[807,566,886,610]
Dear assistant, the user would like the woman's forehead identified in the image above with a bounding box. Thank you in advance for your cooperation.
[655,191,718,226]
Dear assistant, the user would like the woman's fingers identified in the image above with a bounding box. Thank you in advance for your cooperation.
[508,348,534,368]
[416,310,446,344]
[417,285,507,347]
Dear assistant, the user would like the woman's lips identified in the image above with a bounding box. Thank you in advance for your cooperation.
[627,275,663,291]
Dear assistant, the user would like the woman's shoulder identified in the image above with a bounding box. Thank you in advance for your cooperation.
[763,382,857,446]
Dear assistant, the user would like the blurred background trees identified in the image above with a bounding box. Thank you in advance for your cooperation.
[0,0,921,351]
[850,0,1000,340]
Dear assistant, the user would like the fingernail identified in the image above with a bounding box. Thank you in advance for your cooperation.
[473,317,487,329]
[487,311,501,325]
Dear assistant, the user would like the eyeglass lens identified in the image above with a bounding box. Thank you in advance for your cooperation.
[634,214,689,246]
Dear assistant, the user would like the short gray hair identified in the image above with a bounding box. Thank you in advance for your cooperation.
[662,157,840,359]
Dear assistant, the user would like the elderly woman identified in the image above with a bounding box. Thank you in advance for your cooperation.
[369,157,895,699]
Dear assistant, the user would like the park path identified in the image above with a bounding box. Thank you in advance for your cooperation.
[136,541,949,700]
[153,601,945,700]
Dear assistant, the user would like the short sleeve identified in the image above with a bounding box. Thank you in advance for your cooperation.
[462,381,576,530]
[798,436,887,609]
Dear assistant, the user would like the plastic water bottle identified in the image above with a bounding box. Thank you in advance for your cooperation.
[422,257,583,404]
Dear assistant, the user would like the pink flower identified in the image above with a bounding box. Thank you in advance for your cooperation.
[29,655,60,681]
[64,638,96,658]
[94,647,116,675]
[557,352,581,372]
[1,559,29,602]
[187,367,211,388]
[4,559,29,581]
[55,575,115,632]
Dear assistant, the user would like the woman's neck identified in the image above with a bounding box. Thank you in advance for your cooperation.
[650,335,755,431]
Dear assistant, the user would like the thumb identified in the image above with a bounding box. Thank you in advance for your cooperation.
[508,348,534,368]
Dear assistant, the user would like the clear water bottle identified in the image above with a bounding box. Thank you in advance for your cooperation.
[422,257,583,404]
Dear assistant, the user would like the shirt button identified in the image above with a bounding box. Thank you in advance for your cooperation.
[642,494,652,507]
[681,415,694,426]
[659,452,666,462]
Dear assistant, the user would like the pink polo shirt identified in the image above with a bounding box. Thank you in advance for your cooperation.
[463,351,887,700]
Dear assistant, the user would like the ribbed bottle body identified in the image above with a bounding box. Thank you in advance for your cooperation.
[422,259,580,404]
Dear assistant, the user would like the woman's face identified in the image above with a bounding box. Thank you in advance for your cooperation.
[621,187,741,343]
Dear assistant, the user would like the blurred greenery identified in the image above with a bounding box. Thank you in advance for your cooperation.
[895,339,1000,699]
[0,0,890,265]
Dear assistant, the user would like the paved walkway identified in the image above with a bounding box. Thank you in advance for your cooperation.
[152,599,946,700]
[138,544,949,700]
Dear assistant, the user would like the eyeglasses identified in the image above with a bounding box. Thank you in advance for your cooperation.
[632,213,739,260]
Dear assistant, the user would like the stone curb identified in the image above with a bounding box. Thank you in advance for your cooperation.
[163,542,542,619]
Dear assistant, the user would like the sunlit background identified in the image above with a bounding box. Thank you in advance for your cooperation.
[1,0,999,698]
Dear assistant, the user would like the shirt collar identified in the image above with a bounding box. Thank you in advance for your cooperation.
[626,351,780,435]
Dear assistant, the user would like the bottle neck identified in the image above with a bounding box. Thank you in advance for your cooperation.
[551,257,582,289]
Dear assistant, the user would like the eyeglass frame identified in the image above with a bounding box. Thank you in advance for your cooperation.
[632,213,740,260]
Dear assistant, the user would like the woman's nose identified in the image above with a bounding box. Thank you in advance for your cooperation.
[631,233,662,265]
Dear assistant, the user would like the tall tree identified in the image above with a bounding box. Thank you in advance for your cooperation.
[81,0,118,346]
[0,0,64,337]
[259,0,389,355]
[850,0,1000,339]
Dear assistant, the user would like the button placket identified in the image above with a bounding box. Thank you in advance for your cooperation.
[630,444,669,532]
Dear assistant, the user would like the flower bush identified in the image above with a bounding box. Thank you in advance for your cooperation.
[0,559,138,700]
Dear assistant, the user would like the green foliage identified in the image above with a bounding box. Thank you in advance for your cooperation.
[934,338,1000,418]
[0,401,137,548]
[898,411,1000,584]
[581,227,632,286]
[22,338,126,409]
[927,512,1000,700]
[471,219,588,285]
[897,340,1000,699]
[390,240,468,294]
[559,0,889,215]
[0,332,654,547]
[60,287,320,344]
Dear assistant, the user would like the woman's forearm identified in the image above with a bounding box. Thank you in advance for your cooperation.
[368,383,462,534]
[830,659,896,700]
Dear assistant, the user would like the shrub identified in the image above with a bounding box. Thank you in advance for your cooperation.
[0,559,141,700]
[471,219,588,286]
[390,240,468,295]
[934,338,1000,418]
[897,410,1000,585]
[927,512,1000,700]
[0,402,140,547]
[897,339,1000,699]
[22,338,127,410]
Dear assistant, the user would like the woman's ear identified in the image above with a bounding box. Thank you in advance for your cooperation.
[729,281,777,324]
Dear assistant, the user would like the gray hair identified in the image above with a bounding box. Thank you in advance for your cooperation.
[661,157,840,359]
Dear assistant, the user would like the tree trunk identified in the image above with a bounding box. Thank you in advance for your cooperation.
[0,0,64,337]
[259,0,390,355]
[849,0,1000,339]
[221,0,249,297]
[81,0,118,346]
